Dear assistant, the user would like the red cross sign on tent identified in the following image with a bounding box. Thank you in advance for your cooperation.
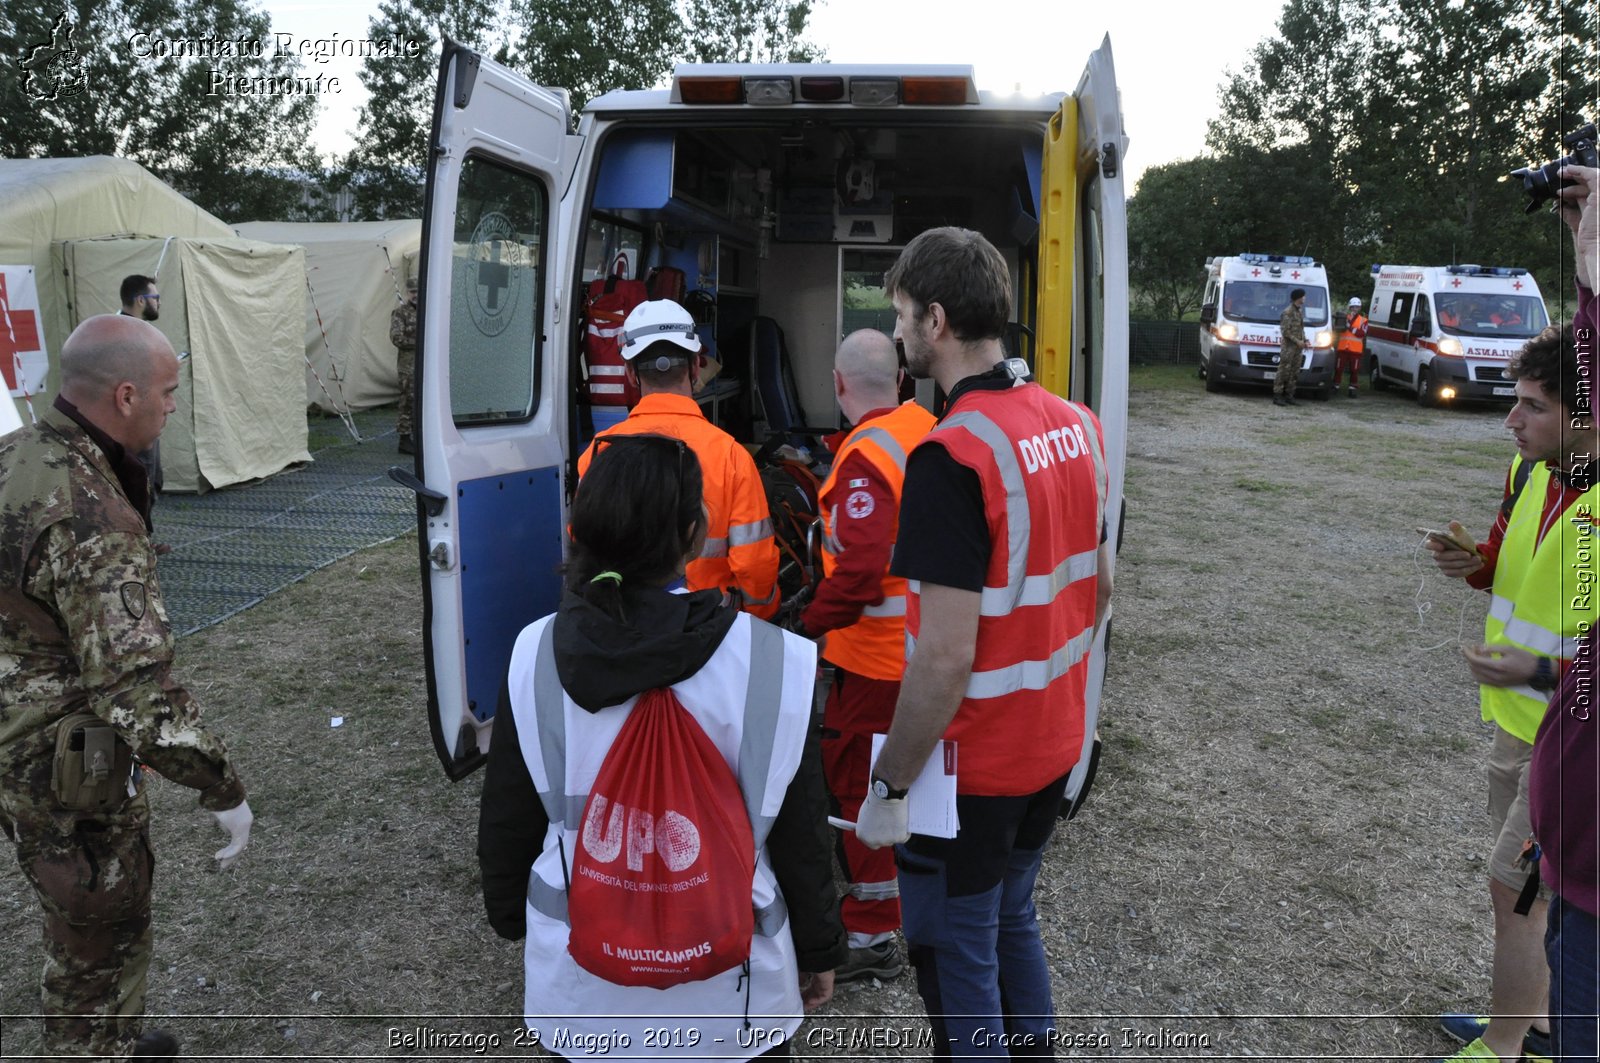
[1,266,48,400]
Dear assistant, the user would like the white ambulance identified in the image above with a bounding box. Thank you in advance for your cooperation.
[1365,264,1550,405]
[400,40,1130,785]
[1197,254,1336,397]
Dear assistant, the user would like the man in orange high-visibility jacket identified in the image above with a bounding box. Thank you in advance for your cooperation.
[576,299,779,618]
[856,228,1114,1057]
[799,329,934,984]
[1334,296,1368,398]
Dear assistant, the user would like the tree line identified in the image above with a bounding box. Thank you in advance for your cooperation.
[0,0,821,222]
[1128,0,1597,321]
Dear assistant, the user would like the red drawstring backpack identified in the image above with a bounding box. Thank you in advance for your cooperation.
[583,254,648,407]
[566,687,755,988]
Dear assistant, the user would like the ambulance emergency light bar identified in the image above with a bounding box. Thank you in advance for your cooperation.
[1369,264,1530,276]
[1237,253,1317,267]
[671,64,980,107]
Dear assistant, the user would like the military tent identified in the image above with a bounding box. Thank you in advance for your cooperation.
[234,220,421,415]
[56,236,310,492]
[0,158,309,491]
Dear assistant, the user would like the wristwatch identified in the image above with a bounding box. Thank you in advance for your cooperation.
[871,776,909,801]
[1530,655,1557,693]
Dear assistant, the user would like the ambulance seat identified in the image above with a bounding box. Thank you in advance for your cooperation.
[749,316,830,448]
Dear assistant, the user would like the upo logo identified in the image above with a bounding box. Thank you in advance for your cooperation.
[581,795,701,872]
[21,11,88,103]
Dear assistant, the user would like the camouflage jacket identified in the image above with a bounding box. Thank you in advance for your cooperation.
[0,409,244,810]
[1279,303,1307,350]
[390,299,418,352]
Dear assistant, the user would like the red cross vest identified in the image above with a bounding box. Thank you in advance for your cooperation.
[817,401,936,680]
[906,382,1108,796]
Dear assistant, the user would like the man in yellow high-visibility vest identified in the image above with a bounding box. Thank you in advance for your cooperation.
[1426,324,1597,1063]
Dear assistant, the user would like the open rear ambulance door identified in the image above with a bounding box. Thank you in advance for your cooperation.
[403,43,578,779]
[1041,35,1128,816]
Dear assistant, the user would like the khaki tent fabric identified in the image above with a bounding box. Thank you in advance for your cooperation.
[234,220,422,413]
[61,237,309,492]
[0,156,232,427]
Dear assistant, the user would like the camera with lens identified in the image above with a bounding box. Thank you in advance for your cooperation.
[1509,120,1598,214]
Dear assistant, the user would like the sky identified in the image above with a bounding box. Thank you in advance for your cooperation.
[259,0,1290,192]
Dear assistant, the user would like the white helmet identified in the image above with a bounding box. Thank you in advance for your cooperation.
[1347,297,1363,307]
[620,299,702,363]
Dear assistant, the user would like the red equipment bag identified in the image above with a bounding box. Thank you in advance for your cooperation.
[583,254,648,407]
[566,687,755,988]
[646,265,687,303]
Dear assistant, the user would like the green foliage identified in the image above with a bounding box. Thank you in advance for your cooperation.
[1131,0,1596,318]
[342,0,825,220]
[341,0,503,220]
[2,0,324,221]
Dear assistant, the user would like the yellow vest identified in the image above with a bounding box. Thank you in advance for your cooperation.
[1482,457,1600,742]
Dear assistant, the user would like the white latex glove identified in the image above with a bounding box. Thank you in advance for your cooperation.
[212,800,253,869]
[855,789,910,850]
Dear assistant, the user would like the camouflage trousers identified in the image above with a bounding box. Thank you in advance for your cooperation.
[396,345,416,437]
[1274,345,1303,395]
[1,759,153,1063]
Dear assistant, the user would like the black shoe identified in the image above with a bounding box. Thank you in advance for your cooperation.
[1272,396,1288,406]
[397,434,415,455]
[835,939,905,983]
[1286,397,1301,405]
[134,1027,180,1060]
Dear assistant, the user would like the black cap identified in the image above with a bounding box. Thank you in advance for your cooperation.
[1290,288,1306,301]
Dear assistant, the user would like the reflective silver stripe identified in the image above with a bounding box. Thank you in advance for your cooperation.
[862,595,907,618]
[938,410,1031,608]
[532,624,569,826]
[848,878,900,901]
[728,518,775,547]
[737,619,789,845]
[701,537,728,558]
[964,623,1096,701]
[851,425,910,472]
[824,504,842,554]
[979,548,1099,617]
[528,871,569,922]
[743,583,778,607]
[754,892,789,937]
[1489,594,1577,657]
[1508,683,1553,705]
[588,364,627,377]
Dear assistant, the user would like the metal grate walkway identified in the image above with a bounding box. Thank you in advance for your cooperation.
[152,409,416,635]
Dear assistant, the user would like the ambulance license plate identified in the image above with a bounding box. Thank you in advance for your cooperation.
[1493,386,1514,397]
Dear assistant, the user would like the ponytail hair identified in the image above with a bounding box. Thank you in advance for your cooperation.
[567,433,704,617]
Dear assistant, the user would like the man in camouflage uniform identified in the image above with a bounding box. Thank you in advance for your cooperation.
[0,314,253,1061]
[390,277,418,455]
[1273,287,1308,407]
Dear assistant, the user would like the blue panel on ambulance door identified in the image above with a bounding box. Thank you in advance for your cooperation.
[457,466,563,723]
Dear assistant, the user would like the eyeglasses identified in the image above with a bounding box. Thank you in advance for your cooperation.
[141,293,160,301]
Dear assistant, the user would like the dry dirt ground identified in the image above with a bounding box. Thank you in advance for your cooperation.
[0,366,1527,1060]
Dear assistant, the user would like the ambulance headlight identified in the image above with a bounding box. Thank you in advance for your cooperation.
[1437,337,1464,356]
[1216,323,1238,342]
[1313,329,1334,348]
[1439,386,1458,400]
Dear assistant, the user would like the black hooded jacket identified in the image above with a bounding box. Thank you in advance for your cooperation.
[476,583,847,975]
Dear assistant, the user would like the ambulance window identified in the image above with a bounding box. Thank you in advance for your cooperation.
[840,248,899,341]
[447,154,546,427]
[1386,292,1414,330]
[1412,297,1432,334]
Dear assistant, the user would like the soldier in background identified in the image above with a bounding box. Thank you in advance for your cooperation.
[117,275,166,498]
[1273,287,1308,407]
[0,314,253,1061]
[391,276,419,455]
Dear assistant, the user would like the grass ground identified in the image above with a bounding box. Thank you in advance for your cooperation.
[0,367,1525,1059]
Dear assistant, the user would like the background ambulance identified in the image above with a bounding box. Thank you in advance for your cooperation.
[399,41,1130,785]
[1197,253,1336,398]
[1365,264,1549,406]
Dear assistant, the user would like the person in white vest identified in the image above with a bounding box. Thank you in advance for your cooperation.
[477,432,845,1059]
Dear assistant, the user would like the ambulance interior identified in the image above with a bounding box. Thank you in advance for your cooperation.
[1431,292,1548,338]
[571,118,1054,458]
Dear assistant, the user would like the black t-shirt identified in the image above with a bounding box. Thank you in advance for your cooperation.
[889,368,1017,592]
[890,366,1108,593]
